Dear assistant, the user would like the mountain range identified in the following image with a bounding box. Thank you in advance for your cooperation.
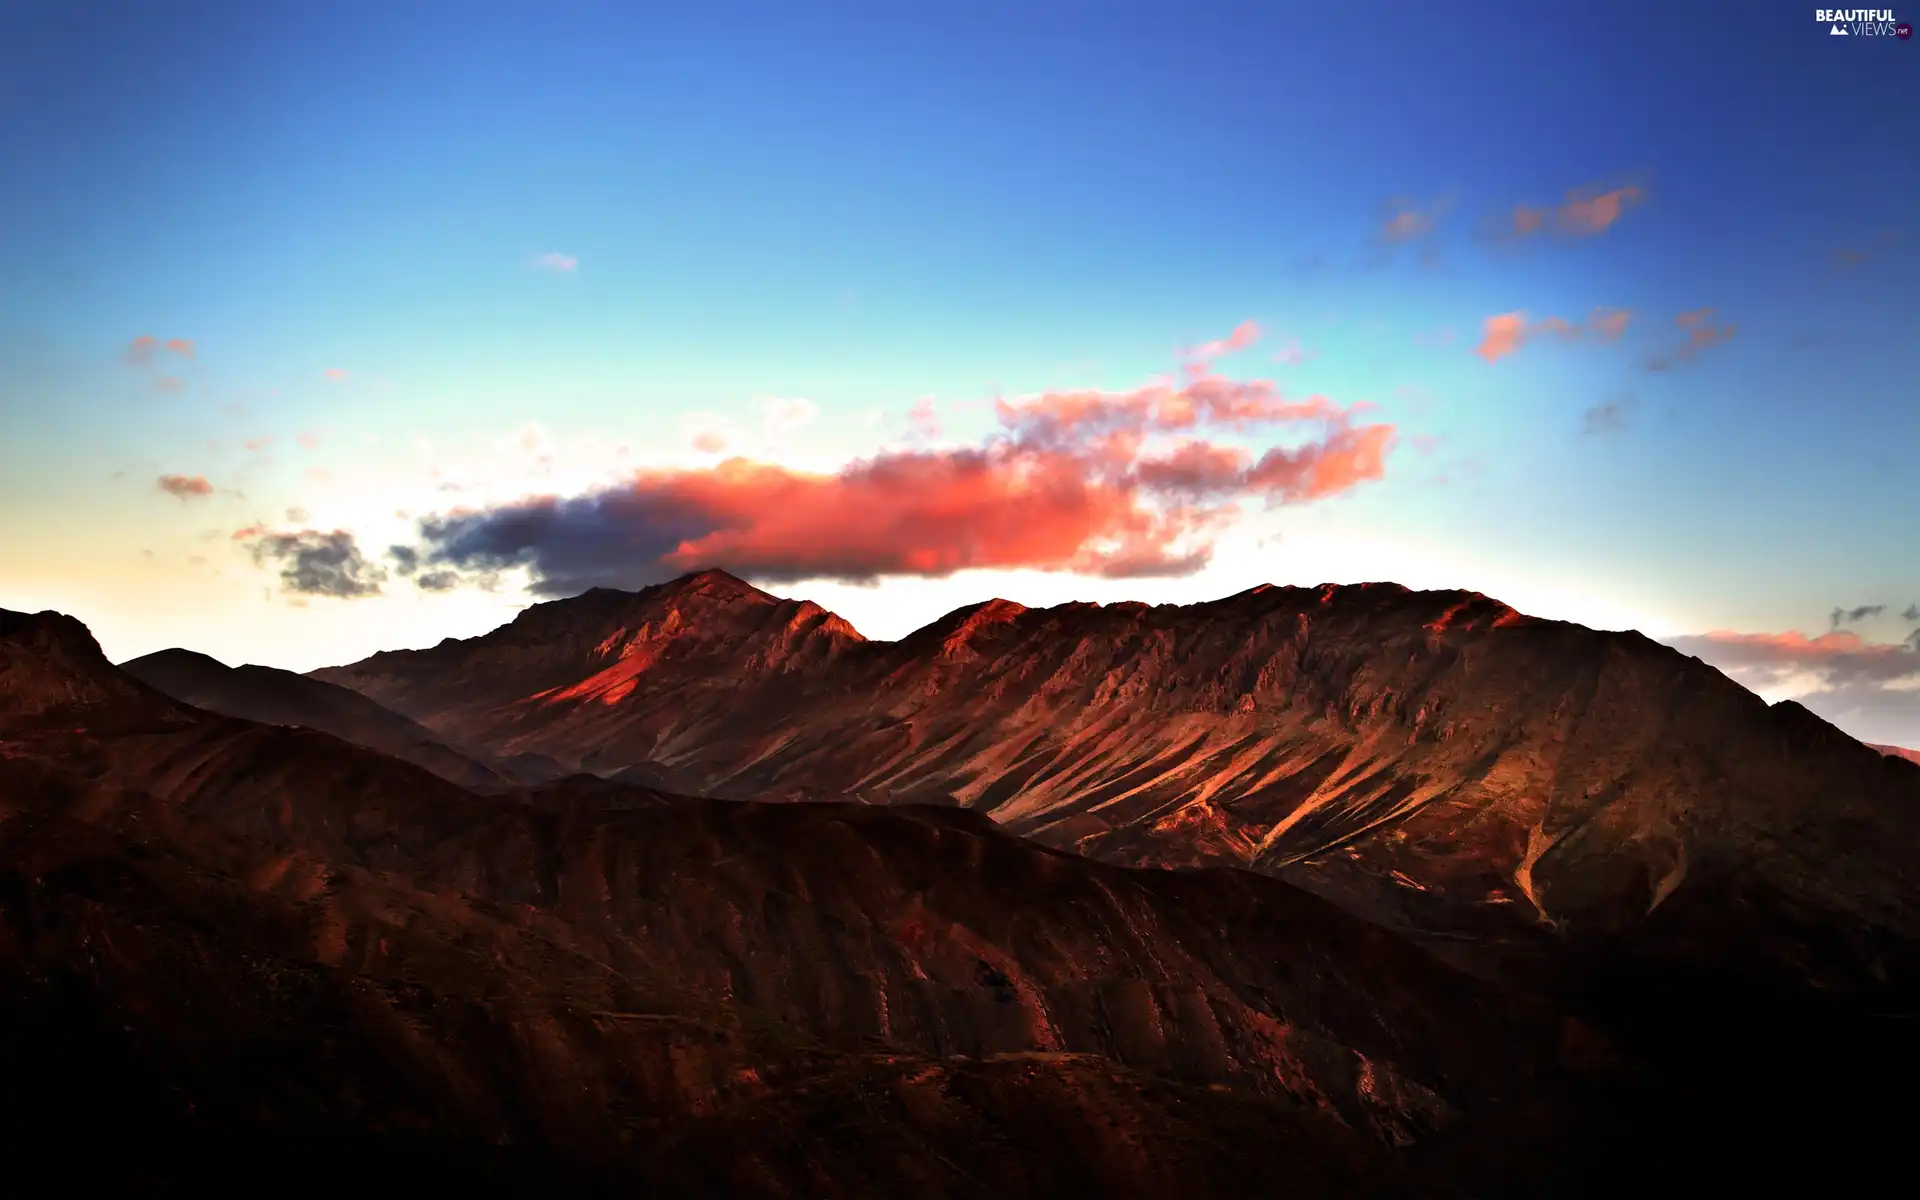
[312,571,1920,1000]
[6,575,1919,1192]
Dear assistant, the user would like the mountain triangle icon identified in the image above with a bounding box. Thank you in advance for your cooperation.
[1831,23,1848,33]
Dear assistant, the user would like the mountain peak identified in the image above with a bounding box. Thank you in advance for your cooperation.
[122,647,232,675]
[2,608,194,733]
[652,568,767,601]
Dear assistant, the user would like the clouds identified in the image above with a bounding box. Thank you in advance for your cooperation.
[1581,397,1634,435]
[532,252,579,273]
[119,334,195,393]
[121,335,194,367]
[1499,183,1646,240]
[1373,197,1449,267]
[1474,307,1632,363]
[156,473,214,500]
[906,396,942,439]
[239,528,387,599]
[323,367,351,381]
[1668,627,1920,746]
[396,326,1396,595]
[1646,308,1736,371]
[762,396,819,436]
[1832,603,1886,629]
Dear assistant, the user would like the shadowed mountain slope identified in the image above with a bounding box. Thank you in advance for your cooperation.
[4,604,1626,1196]
[121,646,509,791]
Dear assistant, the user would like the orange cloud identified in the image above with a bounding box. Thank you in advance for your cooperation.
[156,474,214,500]
[121,335,195,366]
[297,429,324,451]
[691,430,729,454]
[1475,313,1529,363]
[244,435,274,452]
[1647,308,1735,371]
[407,327,1396,593]
[1558,185,1645,235]
[323,367,350,380]
[1501,184,1647,240]
[1185,320,1261,367]
[1476,307,1635,363]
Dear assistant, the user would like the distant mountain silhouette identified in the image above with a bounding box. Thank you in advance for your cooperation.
[122,646,509,791]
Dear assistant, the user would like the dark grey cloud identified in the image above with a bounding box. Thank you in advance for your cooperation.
[1904,603,1920,623]
[416,491,719,596]
[246,529,386,599]
[1831,604,1886,630]
[416,569,461,592]
[387,544,421,577]
[1581,397,1634,435]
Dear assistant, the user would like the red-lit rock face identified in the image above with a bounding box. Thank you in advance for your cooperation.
[312,573,1920,993]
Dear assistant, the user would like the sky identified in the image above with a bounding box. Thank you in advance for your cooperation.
[2,1,1917,745]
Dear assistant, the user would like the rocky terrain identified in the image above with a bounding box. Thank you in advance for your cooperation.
[2,604,1625,1195]
[13,578,1919,1191]
[315,572,1920,1009]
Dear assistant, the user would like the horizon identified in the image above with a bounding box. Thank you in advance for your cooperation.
[3,1,1916,744]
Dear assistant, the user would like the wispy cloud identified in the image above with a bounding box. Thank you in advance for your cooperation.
[1581,396,1635,435]
[1475,307,1632,363]
[323,367,351,380]
[532,252,579,273]
[297,429,325,452]
[154,376,185,394]
[156,473,214,500]
[120,335,195,367]
[1646,308,1736,371]
[1498,182,1647,240]
[906,396,942,439]
[1832,603,1887,630]
[1830,230,1900,270]
[762,396,819,436]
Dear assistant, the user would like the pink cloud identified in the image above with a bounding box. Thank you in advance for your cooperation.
[906,396,942,439]
[1476,307,1637,363]
[323,367,351,381]
[691,430,729,454]
[156,474,214,500]
[532,252,578,272]
[121,335,195,367]
[1502,183,1647,240]
[244,436,274,452]
[1647,308,1736,371]
[297,429,324,451]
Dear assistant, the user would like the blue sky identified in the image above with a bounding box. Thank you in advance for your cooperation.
[2,1,1917,742]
